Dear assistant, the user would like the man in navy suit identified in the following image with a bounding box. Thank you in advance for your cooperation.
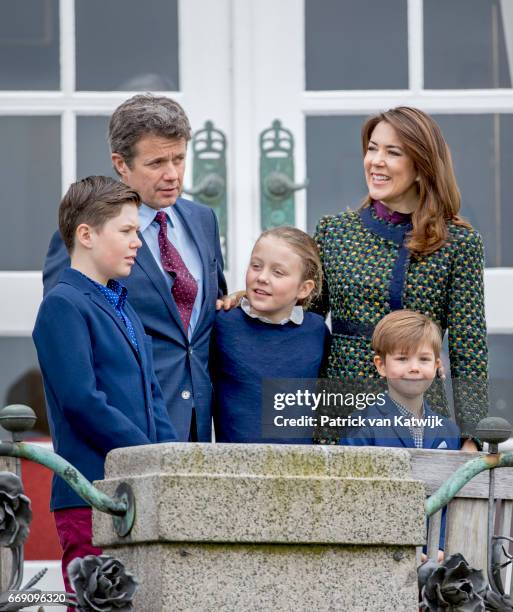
[33,176,178,591]
[43,94,227,442]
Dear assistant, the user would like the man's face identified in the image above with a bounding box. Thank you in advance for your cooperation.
[112,135,187,210]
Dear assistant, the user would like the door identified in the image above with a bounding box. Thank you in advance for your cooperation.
[242,0,513,416]
[0,0,234,591]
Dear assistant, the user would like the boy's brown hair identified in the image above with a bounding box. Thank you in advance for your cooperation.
[256,226,323,308]
[372,310,442,359]
[59,176,141,253]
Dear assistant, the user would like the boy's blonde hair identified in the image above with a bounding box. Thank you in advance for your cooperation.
[256,226,323,308]
[372,310,442,359]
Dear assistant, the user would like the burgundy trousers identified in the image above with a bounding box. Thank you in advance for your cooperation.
[54,507,102,597]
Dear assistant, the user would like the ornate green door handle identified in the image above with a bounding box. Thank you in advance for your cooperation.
[264,171,309,200]
[183,120,228,259]
[260,119,308,229]
[185,172,225,199]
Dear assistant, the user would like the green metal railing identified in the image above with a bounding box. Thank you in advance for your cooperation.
[0,405,135,538]
[426,451,513,516]
[425,416,513,598]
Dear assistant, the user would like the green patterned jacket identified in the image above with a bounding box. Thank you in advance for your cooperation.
[313,204,488,437]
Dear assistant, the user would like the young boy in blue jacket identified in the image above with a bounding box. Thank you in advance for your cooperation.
[341,309,460,452]
[33,176,177,592]
[341,310,460,560]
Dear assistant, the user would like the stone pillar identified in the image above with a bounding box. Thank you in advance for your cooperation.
[94,444,425,611]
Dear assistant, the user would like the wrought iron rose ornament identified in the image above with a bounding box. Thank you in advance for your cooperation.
[419,553,513,611]
[0,472,32,548]
[68,554,138,611]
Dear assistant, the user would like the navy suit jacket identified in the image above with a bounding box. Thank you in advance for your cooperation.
[340,396,461,450]
[33,268,177,510]
[43,198,227,442]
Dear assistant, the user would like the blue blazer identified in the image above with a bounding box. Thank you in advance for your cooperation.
[43,198,227,442]
[340,396,461,450]
[33,268,177,510]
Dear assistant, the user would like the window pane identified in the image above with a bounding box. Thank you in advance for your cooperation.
[306,116,367,232]
[306,114,513,266]
[305,0,408,90]
[488,335,513,422]
[0,0,60,90]
[75,0,179,91]
[435,114,513,267]
[424,0,512,89]
[0,338,48,438]
[0,117,60,270]
[77,116,116,179]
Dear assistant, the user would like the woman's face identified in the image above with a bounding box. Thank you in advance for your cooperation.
[364,121,419,212]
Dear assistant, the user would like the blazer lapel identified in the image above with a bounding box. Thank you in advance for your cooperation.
[422,406,446,449]
[378,398,415,447]
[124,301,155,436]
[134,234,186,337]
[59,268,142,363]
[87,291,142,364]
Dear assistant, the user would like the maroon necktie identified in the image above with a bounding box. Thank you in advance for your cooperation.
[154,211,198,331]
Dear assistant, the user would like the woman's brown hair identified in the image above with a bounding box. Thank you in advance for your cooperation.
[361,106,471,256]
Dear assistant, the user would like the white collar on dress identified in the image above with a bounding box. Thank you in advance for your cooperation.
[240,297,304,325]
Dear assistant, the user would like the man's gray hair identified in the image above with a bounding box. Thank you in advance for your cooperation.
[109,94,191,171]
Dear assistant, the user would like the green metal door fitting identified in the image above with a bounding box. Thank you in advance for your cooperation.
[259,119,308,230]
[183,120,228,259]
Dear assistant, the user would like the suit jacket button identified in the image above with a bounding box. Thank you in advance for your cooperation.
[188,346,193,355]
[181,390,191,400]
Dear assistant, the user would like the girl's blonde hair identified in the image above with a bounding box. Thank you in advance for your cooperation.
[256,226,323,308]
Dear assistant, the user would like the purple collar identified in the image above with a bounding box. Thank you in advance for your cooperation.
[373,200,412,225]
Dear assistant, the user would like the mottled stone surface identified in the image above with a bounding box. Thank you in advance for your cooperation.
[94,444,425,611]
[94,473,424,546]
[106,543,418,612]
[94,444,425,546]
[103,442,413,479]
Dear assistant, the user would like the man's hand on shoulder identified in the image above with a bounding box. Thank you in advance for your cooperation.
[216,290,246,311]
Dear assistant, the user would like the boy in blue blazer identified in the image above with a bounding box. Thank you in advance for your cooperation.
[32,176,177,592]
[341,310,460,559]
[341,310,460,450]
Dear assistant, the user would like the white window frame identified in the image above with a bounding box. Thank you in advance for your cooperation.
[0,0,233,591]
[1,0,512,334]
[242,0,513,333]
[0,0,235,335]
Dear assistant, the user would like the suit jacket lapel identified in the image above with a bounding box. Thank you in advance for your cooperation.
[422,406,446,449]
[134,234,186,337]
[87,291,142,364]
[377,398,415,447]
[59,270,142,364]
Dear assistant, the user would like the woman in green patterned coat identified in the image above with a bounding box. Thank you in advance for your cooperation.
[314,107,487,450]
